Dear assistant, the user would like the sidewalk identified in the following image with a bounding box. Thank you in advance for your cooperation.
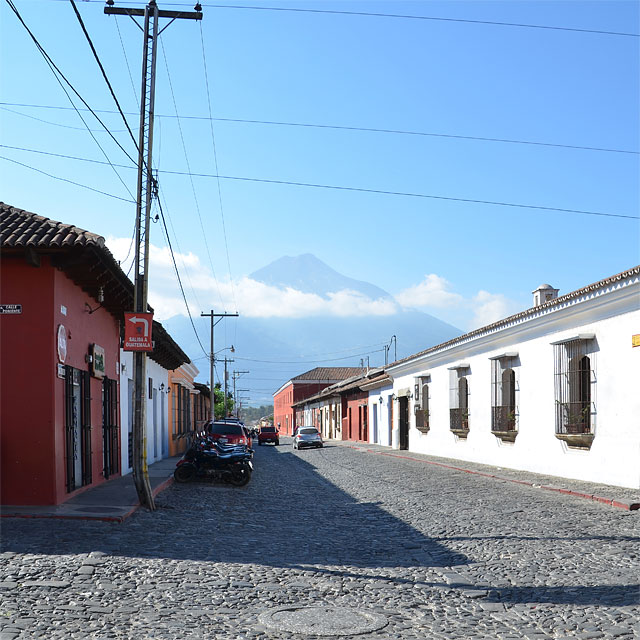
[0,456,180,523]
[336,440,640,511]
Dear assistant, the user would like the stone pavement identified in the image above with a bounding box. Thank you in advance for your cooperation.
[0,456,180,522]
[0,440,638,639]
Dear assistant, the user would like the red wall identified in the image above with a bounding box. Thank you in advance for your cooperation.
[274,381,335,436]
[341,391,368,442]
[1,255,121,505]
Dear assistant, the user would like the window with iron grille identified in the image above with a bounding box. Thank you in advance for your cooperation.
[414,377,430,433]
[553,337,596,443]
[491,356,518,439]
[449,367,469,434]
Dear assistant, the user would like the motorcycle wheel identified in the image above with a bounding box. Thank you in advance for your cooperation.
[174,464,196,483]
[229,463,251,487]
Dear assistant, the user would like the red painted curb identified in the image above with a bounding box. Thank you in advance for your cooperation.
[345,444,639,511]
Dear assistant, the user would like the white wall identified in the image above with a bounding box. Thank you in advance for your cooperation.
[119,351,169,474]
[367,384,393,446]
[388,280,640,489]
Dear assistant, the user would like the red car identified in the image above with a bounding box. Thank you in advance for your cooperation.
[206,421,249,447]
[258,426,279,446]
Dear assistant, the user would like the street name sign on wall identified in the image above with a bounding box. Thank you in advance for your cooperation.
[123,312,154,351]
[0,304,22,314]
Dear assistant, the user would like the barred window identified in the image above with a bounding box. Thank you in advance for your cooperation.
[414,377,430,433]
[491,355,518,437]
[553,337,596,438]
[449,366,470,433]
[553,334,597,449]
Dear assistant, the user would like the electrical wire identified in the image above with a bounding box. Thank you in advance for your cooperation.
[0,154,135,203]
[234,348,386,364]
[4,1,139,168]
[199,21,237,312]
[201,4,640,38]
[69,0,140,152]
[0,106,131,132]
[2,103,636,156]
[2,144,637,221]
[159,36,226,309]
[156,195,210,359]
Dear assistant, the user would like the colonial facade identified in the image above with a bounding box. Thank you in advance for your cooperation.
[386,268,640,489]
[290,268,639,489]
[0,203,192,505]
[273,367,361,435]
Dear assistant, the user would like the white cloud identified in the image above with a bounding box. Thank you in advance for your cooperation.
[106,237,399,320]
[395,274,520,331]
[395,274,463,308]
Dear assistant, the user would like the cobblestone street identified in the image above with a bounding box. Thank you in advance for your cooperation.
[1,440,639,639]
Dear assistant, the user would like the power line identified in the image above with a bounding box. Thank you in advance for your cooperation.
[199,21,237,311]
[234,348,385,364]
[2,103,636,156]
[4,1,138,168]
[69,0,139,151]
[160,36,226,309]
[2,144,637,221]
[156,195,209,360]
[0,154,135,203]
[201,4,640,38]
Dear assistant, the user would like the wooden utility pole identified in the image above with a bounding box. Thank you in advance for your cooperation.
[200,310,239,419]
[105,1,202,509]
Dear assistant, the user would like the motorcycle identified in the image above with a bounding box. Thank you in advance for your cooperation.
[174,435,254,486]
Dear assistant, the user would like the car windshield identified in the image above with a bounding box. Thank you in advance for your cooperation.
[208,423,244,435]
[261,427,276,433]
[300,428,317,435]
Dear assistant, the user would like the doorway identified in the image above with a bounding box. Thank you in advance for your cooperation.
[399,396,409,450]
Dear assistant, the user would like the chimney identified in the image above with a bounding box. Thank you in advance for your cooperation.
[532,283,559,307]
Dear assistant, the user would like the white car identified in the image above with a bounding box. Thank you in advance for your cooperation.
[293,426,323,450]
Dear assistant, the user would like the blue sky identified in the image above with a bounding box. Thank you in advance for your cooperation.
[1,0,639,385]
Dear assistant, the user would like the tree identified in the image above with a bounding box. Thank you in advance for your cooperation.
[213,383,234,419]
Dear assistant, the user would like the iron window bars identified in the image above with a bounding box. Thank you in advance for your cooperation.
[553,335,596,449]
[490,354,518,442]
[449,365,470,436]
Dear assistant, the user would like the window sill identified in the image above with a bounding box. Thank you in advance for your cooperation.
[555,432,595,450]
[492,429,518,443]
[450,428,469,439]
[416,426,430,434]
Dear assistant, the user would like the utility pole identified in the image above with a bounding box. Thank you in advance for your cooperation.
[200,310,239,419]
[232,370,249,417]
[222,357,234,417]
[384,335,397,367]
[105,0,202,509]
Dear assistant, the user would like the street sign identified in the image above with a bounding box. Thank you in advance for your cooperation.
[123,312,154,351]
[0,304,22,314]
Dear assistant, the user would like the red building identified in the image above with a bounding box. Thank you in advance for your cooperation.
[273,367,361,435]
[1,204,136,505]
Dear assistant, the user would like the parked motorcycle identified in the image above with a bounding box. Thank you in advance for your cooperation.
[174,436,253,486]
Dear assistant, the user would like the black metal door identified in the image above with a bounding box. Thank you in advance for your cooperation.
[102,377,119,478]
[399,397,409,450]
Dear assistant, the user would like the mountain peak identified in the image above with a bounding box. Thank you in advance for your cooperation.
[250,254,391,300]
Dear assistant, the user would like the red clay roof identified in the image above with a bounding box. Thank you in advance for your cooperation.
[292,367,363,382]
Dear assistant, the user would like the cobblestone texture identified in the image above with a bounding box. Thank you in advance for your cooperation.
[1,440,638,639]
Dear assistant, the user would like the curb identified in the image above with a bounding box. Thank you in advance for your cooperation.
[0,476,175,523]
[345,445,640,511]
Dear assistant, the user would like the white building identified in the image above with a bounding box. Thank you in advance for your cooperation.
[119,321,189,474]
[385,267,640,489]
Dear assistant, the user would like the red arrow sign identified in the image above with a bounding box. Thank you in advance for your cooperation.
[123,312,154,351]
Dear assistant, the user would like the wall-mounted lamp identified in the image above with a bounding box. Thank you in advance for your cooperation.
[85,286,105,314]
[378,395,383,404]
[160,383,165,391]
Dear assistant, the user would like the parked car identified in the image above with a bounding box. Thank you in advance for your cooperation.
[258,426,279,446]
[206,421,249,446]
[293,426,323,450]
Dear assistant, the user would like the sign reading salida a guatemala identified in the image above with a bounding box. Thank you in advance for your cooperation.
[123,312,154,351]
